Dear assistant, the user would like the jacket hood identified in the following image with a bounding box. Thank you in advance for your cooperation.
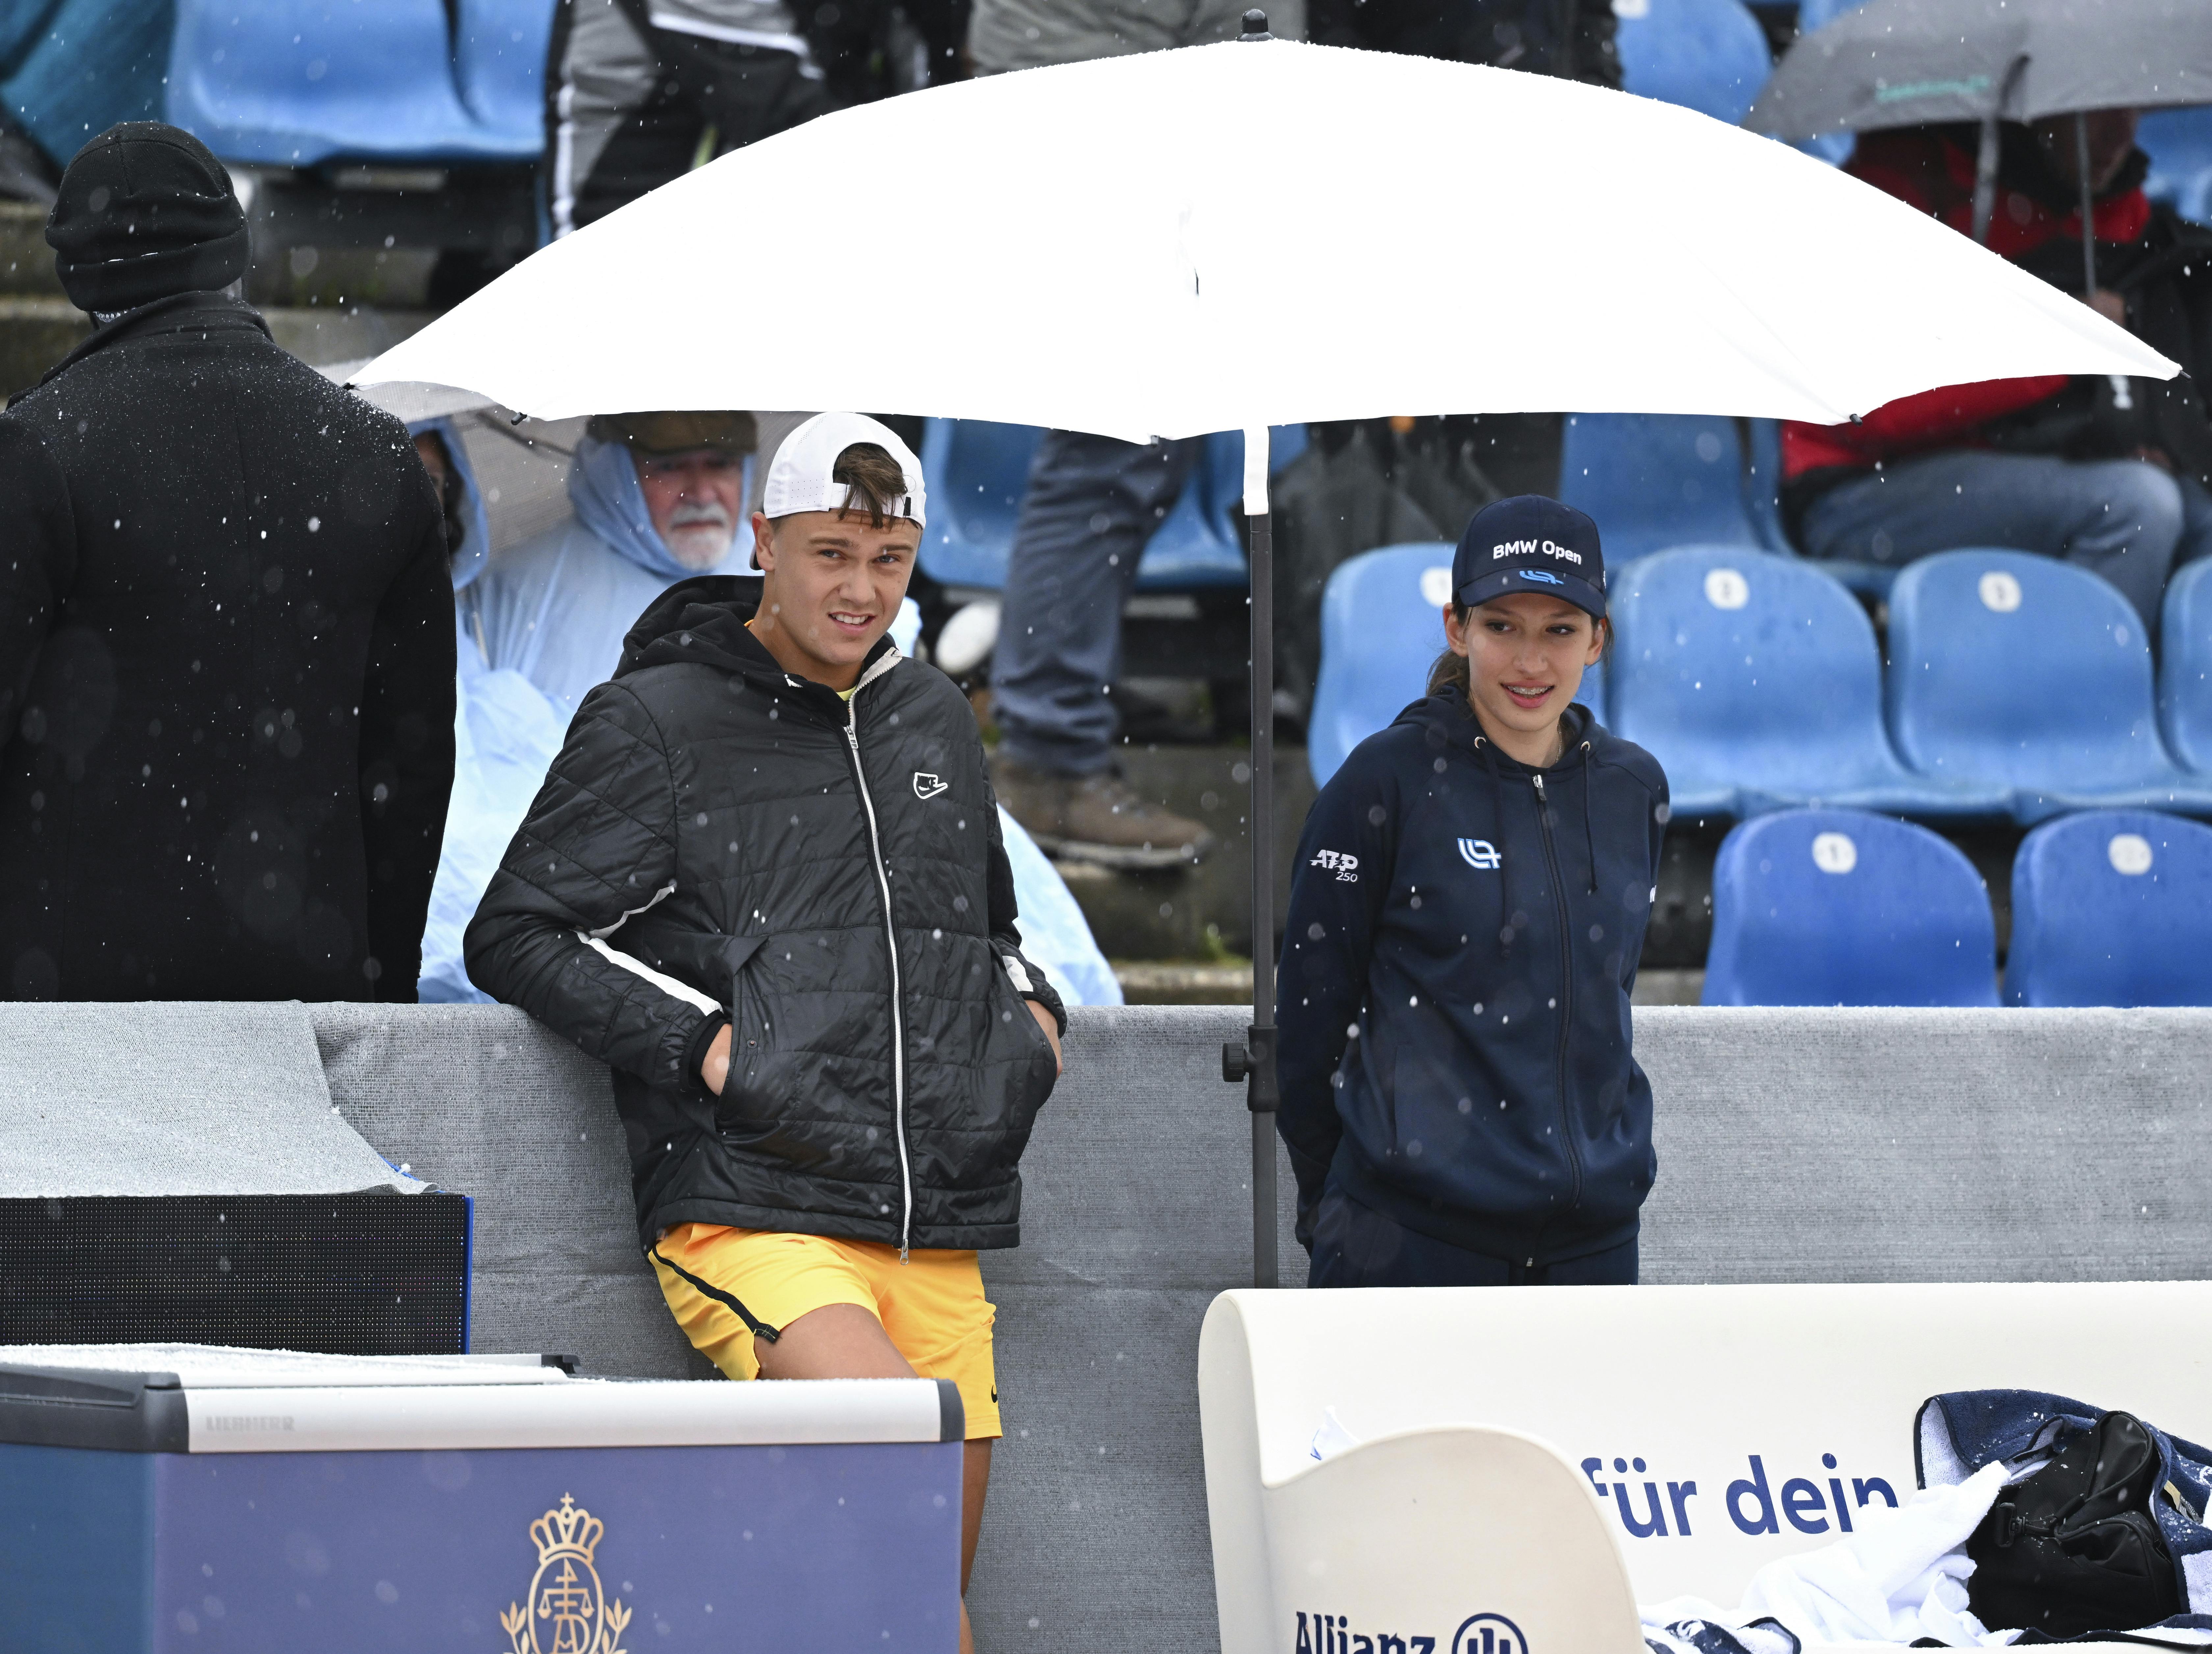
[614,573,899,687]
[567,431,756,583]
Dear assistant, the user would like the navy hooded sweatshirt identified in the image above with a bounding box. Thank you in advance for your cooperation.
[1277,690,1669,1266]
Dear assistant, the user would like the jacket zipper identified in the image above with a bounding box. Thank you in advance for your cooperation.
[842,694,914,1260]
[1529,771,1584,1255]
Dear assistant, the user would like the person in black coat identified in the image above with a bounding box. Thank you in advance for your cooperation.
[1277,497,1668,1288]
[0,122,456,1001]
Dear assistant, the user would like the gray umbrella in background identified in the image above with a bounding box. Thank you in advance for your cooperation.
[1748,0,2212,275]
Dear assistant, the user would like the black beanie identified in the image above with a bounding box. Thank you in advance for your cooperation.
[46,122,248,315]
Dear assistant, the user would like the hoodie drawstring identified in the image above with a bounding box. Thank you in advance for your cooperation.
[1580,741,1598,895]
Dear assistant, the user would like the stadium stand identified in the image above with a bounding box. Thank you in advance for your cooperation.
[166,0,548,165]
[918,419,1042,590]
[281,999,2212,1654]
[0,0,169,172]
[2004,809,2212,1007]
[1613,0,1771,126]
[1557,413,1768,566]
[1702,807,2000,1006]
[2141,105,2212,226]
[1886,550,2212,823]
[917,421,1303,593]
[2160,552,2212,774]
[1306,542,1608,787]
[1608,546,2008,819]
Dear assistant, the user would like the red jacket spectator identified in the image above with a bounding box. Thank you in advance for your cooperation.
[1781,124,2151,521]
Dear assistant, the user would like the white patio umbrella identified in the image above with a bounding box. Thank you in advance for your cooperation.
[358,15,2173,1288]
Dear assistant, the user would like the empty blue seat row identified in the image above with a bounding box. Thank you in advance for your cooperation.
[917,421,1308,595]
[1311,541,2212,823]
[1705,806,2212,1007]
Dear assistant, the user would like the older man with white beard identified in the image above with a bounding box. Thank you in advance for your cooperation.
[464,411,758,715]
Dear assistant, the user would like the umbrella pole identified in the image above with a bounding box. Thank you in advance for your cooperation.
[2076,112,2097,300]
[1971,115,1999,245]
[1222,424,1279,1290]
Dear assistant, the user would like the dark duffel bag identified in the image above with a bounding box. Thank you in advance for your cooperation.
[1966,1410,2183,1639]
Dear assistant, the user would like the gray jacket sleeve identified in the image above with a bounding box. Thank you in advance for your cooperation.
[464,680,714,1090]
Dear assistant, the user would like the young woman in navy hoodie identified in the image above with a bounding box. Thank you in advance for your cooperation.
[1277,496,1669,1287]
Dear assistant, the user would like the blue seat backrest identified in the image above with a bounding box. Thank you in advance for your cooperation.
[1887,550,2169,789]
[1559,413,1764,564]
[917,420,1043,590]
[1704,808,1998,1006]
[2,0,171,170]
[168,0,546,166]
[455,0,553,142]
[2141,107,2212,225]
[1610,545,1888,762]
[1132,427,1309,593]
[2005,810,2212,1006]
[1616,0,1772,126]
[2161,559,2212,772]
[1308,544,1609,787]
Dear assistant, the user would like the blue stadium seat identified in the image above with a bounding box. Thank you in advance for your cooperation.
[2160,558,2212,773]
[1558,413,1767,565]
[3,0,170,170]
[167,0,550,166]
[2141,107,2212,226]
[918,420,1042,591]
[1308,544,1609,787]
[1703,808,1999,1006]
[1609,546,2007,820]
[1887,550,2212,823]
[916,422,1307,594]
[2004,809,2212,1006]
[1616,0,1771,126]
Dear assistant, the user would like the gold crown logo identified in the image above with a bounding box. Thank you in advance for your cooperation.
[529,1495,605,1566]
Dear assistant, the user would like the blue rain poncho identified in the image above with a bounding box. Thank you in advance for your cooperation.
[461,433,758,714]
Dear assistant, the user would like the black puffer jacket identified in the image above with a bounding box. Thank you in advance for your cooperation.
[466,575,1063,1252]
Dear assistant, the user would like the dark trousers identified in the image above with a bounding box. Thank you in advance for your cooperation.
[1307,1184,1638,1288]
[990,431,1202,775]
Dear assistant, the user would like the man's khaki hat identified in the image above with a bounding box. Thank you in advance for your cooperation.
[586,410,757,456]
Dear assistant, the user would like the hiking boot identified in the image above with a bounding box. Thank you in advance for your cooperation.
[992,755,1216,870]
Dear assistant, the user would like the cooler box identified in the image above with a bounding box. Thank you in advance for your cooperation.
[0,1344,965,1652]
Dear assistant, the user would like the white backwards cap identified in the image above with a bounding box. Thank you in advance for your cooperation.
[761,411,926,529]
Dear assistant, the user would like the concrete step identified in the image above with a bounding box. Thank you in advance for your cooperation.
[0,295,87,396]
[0,299,437,399]
[0,201,61,298]
[1113,960,1253,1006]
[1036,743,1317,961]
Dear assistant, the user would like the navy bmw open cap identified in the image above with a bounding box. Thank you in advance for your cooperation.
[1452,494,1607,620]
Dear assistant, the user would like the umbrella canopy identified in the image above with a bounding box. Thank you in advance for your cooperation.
[1747,0,2212,142]
[357,37,2170,442]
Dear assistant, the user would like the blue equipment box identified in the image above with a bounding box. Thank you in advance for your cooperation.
[0,1346,965,1652]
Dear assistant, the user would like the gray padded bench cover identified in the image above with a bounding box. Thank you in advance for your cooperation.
[302,1002,2212,1653]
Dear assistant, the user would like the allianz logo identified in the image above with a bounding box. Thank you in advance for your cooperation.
[1581,1450,1899,1539]
[1297,1610,1528,1654]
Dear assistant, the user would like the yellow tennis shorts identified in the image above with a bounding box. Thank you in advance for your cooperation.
[649,1222,1002,1440]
